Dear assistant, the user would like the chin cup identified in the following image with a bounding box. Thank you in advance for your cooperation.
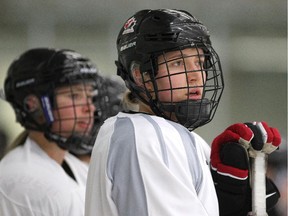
[162,98,212,130]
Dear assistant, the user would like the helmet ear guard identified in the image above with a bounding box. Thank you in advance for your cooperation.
[116,60,144,95]
[23,95,50,126]
[130,64,144,87]
[23,95,41,113]
[115,60,127,80]
[116,60,132,91]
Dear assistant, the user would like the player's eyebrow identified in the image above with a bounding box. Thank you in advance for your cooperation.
[158,52,181,64]
[164,52,183,60]
[56,84,94,94]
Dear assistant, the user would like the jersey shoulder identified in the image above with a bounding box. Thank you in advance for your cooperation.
[0,139,84,215]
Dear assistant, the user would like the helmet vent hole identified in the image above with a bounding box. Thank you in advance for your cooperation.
[152,16,161,21]
[144,33,178,42]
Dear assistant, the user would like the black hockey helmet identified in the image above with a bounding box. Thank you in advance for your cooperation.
[115,9,224,130]
[4,48,107,154]
[100,76,126,119]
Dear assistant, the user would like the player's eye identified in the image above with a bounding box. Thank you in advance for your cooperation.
[169,59,184,67]
[70,93,81,100]
[194,60,203,68]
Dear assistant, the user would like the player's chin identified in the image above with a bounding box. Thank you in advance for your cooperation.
[76,127,93,134]
[69,130,92,138]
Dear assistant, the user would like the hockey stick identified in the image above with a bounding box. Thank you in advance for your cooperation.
[250,151,267,216]
[248,122,268,216]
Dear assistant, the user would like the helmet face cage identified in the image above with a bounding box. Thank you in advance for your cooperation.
[92,76,126,140]
[141,43,224,131]
[103,77,126,116]
[50,74,107,155]
[116,9,224,130]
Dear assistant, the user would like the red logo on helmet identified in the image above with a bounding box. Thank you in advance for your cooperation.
[123,17,136,35]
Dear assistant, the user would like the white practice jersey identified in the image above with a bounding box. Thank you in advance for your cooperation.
[85,112,219,216]
[64,152,89,190]
[0,137,85,216]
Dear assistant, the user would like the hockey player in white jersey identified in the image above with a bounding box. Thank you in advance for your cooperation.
[85,9,282,216]
[0,48,108,216]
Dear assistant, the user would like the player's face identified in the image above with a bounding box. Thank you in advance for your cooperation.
[155,47,206,103]
[51,83,96,138]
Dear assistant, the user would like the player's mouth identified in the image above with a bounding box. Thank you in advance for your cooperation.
[77,121,93,131]
[187,88,202,100]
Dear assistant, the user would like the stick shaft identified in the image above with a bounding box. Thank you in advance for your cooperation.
[251,152,267,216]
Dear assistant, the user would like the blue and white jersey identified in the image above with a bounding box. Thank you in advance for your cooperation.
[85,112,219,216]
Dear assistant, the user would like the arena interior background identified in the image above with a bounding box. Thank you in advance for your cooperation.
[0,1,286,213]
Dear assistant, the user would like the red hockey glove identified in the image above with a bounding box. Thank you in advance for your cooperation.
[210,123,254,215]
[210,123,254,181]
[210,122,282,216]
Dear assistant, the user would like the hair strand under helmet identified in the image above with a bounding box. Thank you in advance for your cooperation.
[116,9,224,131]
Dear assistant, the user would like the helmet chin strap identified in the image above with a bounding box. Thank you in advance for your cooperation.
[160,98,212,130]
[44,132,67,147]
[64,134,94,155]
[44,131,94,155]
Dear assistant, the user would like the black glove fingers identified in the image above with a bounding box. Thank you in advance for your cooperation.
[245,122,265,150]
